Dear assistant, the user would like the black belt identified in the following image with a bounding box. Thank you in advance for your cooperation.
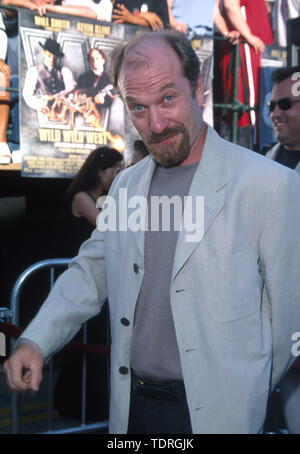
[131,371,186,401]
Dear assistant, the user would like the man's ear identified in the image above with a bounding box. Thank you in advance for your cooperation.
[196,75,204,106]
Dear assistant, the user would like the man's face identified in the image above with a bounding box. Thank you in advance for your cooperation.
[118,39,203,167]
[270,76,300,150]
[90,50,105,74]
[43,50,55,69]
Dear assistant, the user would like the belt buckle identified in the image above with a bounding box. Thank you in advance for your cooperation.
[133,378,144,393]
[132,375,184,401]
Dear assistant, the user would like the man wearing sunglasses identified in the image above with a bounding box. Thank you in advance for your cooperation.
[266,65,300,434]
[266,66,300,172]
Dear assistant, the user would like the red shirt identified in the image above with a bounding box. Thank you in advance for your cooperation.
[224,0,273,44]
[240,0,273,44]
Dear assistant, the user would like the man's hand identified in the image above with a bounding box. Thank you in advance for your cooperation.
[28,3,48,16]
[226,30,240,45]
[112,4,163,30]
[172,21,188,33]
[4,341,44,392]
[112,3,134,24]
[247,34,265,53]
[139,12,163,31]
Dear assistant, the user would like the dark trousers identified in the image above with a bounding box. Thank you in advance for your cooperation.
[127,384,193,434]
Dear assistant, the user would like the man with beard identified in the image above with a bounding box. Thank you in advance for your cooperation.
[4,30,300,434]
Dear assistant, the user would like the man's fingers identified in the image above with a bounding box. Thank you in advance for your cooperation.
[4,358,31,391]
[30,361,42,391]
[4,342,44,392]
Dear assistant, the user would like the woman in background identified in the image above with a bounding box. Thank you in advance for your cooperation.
[54,146,123,423]
[67,146,123,227]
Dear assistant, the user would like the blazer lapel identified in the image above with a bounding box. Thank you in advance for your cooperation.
[172,126,230,281]
[129,156,157,258]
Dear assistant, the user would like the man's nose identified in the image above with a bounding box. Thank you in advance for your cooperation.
[149,106,168,134]
[270,103,284,119]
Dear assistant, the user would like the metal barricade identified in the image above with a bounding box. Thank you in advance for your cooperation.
[8,258,109,434]
[213,36,255,145]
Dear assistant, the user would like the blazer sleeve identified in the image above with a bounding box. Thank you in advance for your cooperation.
[19,228,108,362]
[259,168,300,390]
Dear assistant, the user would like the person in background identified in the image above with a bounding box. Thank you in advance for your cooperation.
[214,0,273,146]
[42,0,113,22]
[265,66,300,433]
[0,1,21,163]
[0,11,11,164]
[167,0,215,35]
[54,147,122,424]
[167,0,216,127]
[272,0,300,48]
[67,146,123,227]
[112,0,169,30]
[266,66,300,169]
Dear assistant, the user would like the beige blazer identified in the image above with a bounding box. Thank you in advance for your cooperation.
[21,127,300,433]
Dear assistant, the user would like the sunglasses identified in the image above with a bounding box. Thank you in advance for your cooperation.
[267,97,300,113]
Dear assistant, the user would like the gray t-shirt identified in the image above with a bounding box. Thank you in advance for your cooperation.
[131,162,198,381]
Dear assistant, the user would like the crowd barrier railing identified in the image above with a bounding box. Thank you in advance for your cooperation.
[1,258,110,434]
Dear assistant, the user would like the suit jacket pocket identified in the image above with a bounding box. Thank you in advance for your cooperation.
[202,250,263,323]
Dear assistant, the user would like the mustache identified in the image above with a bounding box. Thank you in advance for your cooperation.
[146,126,185,145]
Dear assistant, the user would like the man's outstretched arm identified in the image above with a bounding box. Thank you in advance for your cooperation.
[4,227,108,391]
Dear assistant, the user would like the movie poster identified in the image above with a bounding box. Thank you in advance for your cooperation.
[19,10,214,178]
[19,9,143,178]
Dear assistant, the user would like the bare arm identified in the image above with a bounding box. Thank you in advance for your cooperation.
[214,0,240,43]
[0,13,8,60]
[0,59,11,102]
[166,0,187,33]
[138,12,163,30]
[214,0,229,36]
[43,4,98,19]
[72,191,100,227]
[112,3,154,28]
[1,0,38,17]
[222,0,265,52]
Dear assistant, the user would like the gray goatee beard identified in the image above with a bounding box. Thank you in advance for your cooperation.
[146,126,190,167]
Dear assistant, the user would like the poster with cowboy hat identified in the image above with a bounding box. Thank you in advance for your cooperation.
[19,9,140,178]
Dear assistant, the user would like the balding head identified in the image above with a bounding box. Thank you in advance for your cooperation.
[110,30,201,99]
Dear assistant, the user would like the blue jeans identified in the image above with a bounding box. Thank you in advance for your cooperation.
[8,74,19,151]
